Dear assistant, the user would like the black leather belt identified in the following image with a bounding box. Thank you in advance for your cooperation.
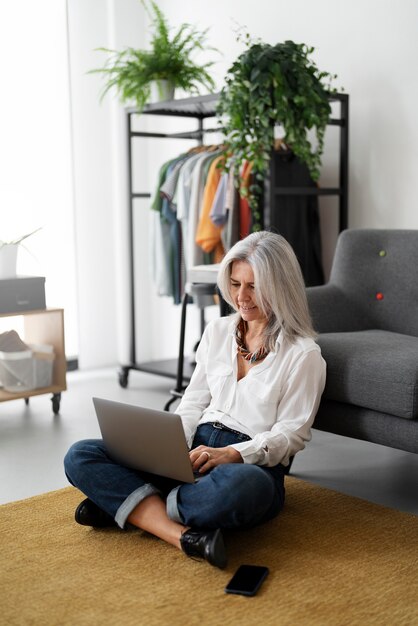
[212,421,247,438]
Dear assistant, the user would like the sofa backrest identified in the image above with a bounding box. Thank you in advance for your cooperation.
[329,229,418,337]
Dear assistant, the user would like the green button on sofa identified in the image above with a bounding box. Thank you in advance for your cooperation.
[306,229,418,454]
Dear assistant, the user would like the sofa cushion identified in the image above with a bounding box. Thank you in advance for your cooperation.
[318,330,418,419]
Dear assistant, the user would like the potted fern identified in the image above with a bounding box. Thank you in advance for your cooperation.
[217,34,338,228]
[91,0,217,112]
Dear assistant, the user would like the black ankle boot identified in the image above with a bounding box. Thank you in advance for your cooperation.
[74,498,117,528]
[180,528,227,569]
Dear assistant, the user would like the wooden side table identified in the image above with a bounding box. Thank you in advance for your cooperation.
[0,308,66,414]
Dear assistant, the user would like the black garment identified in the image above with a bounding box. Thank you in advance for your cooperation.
[264,150,324,287]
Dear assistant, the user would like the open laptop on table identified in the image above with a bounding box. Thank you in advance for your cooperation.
[92,397,195,483]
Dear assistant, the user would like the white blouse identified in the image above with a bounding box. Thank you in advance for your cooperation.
[175,316,326,467]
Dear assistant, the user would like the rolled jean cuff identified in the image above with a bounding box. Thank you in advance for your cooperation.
[115,483,161,529]
[166,485,183,524]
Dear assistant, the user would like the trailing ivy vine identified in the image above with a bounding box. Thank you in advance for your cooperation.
[217,35,338,230]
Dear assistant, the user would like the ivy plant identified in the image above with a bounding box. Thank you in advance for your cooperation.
[91,0,217,112]
[217,35,338,229]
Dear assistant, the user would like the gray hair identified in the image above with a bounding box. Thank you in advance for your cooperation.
[217,231,316,349]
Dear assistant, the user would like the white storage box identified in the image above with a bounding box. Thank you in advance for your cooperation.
[0,344,55,392]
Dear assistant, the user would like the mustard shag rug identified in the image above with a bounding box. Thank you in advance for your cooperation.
[0,477,417,626]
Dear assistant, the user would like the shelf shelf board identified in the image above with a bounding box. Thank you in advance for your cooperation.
[127,93,220,119]
[0,384,66,403]
[273,187,342,196]
[126,91,346,121]
[127,358,194,382]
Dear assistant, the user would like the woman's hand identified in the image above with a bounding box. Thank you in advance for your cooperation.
[190,445,243,474]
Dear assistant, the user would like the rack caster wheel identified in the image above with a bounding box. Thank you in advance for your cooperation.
[51,393,61,415]
[118,368,129,388]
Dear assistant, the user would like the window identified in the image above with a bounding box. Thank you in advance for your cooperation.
[0,0,78,358]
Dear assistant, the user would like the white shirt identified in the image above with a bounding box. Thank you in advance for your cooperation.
[175,316,326,467]
[175,152,206,268]
[187,152,221,268]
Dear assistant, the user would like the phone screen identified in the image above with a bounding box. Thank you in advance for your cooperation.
[224,565,269,596]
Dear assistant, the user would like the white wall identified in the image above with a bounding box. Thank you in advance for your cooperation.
[68,0,418,369]
[67,0,144,369]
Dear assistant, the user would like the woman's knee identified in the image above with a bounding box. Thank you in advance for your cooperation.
[176,463,281,529]
[63,439,103,479]
[212,464,277,516]
[226,464,275,502]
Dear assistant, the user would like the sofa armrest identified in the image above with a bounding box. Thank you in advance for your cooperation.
[306,284,366,333]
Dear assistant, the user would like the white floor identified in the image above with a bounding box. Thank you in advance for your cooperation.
[0,367,417,516]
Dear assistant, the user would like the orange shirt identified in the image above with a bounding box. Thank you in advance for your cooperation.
[195,155,225,261]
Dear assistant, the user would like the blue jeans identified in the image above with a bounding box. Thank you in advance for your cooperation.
[64,423,285,530]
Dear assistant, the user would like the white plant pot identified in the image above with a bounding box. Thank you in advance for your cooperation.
[0,244,18,279]
[149,80,175,103]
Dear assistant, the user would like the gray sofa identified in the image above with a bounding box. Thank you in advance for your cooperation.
[306,228,418,454]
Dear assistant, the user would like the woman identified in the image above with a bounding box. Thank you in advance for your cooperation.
[64,231,326,569]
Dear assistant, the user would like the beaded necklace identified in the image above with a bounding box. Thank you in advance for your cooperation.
[235,319,269,364]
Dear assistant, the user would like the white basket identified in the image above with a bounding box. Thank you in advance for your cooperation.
[0,345,55,392]
[0,350,33,391]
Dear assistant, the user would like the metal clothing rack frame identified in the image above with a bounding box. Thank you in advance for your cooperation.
[118,92,349,395]
[118,94,220,389]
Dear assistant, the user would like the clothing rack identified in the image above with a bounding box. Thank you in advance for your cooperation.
[118,92,349,391]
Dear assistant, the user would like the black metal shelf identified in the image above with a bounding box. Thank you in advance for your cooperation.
[128,91,346,121]
[127,92,220,118]
[273,187,342,196]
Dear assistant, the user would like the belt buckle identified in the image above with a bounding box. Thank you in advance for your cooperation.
[213,421,223,430]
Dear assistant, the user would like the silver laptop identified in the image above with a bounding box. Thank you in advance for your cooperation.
[92,397,195,483]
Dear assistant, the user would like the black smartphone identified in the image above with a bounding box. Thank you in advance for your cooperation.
[224,565,269,597]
